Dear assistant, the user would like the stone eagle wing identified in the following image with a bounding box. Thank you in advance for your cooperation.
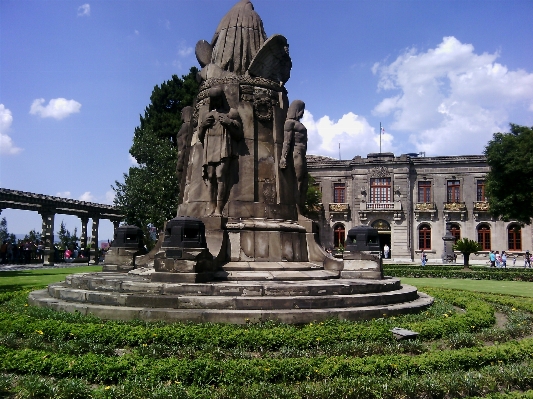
[247,34,292,84]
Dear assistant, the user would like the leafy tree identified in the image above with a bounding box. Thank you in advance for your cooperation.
[453,238,482,268]
[0,217,8,243]
[113,67,199,248]
[484,124,533,224]
[57,221,79,250]
[23,229,42,244]
[302,174,322,218]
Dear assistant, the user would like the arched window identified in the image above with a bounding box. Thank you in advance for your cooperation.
[419,224,431,250]
[477,224,491,251]
[508,224,522,250]
[450,223,461,244]
[333,224,345,249]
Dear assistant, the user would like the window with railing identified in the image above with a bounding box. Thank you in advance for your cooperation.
[477,224,491,250]
[447,180,461,203]
[508,224,522,250]
[418,181,431,203]
[450,223,460,244]
[419,224,431,250]
[333,183,345,203]
[370,178,391,203]
[333,224,345,248]
[477,180,487,202]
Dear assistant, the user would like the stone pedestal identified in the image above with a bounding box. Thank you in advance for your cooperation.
[152,247,216,283]
[341,251,383,279]
[226,218,308,263]
[102,225,146,273]
[442,222,456,263]
[151,216,216,283]
[341,225,383,279]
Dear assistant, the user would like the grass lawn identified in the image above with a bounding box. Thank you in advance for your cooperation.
[403,277,533,297]
[0,266,102,291]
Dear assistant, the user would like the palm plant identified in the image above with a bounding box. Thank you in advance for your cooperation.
[453,238,482,268]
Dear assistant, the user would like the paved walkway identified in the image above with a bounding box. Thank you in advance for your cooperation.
[1,261,530,272]
[0,263,97,272]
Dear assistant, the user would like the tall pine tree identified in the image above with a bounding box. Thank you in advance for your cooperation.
[113,67,199,245]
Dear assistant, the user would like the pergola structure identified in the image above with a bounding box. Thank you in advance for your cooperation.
[0,188,123,265]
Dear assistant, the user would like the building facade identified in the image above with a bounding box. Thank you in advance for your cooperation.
[307,153,531,263]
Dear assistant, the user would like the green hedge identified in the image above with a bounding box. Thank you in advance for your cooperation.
[1,287,532,397]
[384,265,533,281]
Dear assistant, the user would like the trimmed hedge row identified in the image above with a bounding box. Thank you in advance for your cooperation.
[0,290,494,351]
[2,338,533,385]
[384,266,533,281]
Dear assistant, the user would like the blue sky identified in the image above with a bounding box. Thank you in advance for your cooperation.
[1,0,533,240]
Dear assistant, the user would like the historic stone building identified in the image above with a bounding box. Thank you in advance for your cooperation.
[307,152,531,263]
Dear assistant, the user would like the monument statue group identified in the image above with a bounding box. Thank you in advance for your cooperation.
[29,0,432,324]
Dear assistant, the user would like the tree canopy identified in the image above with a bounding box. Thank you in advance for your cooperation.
[484,124,533,224]
[113,67,199,245]
[57,221,78,250]
[302,174,322,218]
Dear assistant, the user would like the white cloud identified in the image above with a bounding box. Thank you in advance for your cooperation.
[0,104,22,155]
[79,191,95,202]
[77,4,90,17]
[30,98,81,120]
[303,110,394,159]
[372,36,533,155]
[55,191,72,198]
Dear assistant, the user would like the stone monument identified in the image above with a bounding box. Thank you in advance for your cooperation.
[101,225,146,273]
[29,0,432,323]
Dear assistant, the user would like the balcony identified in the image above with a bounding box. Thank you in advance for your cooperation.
[473,201,489,212]
[328,202,350,221]
[473,201,490,221]
[443,202,467,221]
[359,201,402,221]
[414,202,437,221]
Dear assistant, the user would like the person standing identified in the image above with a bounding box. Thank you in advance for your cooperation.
[525,251,531,268]
[383,244,390,259]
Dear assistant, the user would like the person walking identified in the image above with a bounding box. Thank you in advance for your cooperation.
[495,251,502,268]
[501,251,507,268]
[525,251,531,268]
[421,251,427,267]
[489,251,496,267]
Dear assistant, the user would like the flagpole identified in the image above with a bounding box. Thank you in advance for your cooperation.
[379,122,382,154]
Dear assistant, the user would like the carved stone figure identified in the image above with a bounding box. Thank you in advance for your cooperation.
[280,100,308,213]
[176,106,193,185]
[210,0,266,75]
[198,87,243,215]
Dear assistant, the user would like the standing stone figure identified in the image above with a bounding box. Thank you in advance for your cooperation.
[176,108,193,181]
[176,106,193,205]
[280,100,308,213]
[198,87,243,216]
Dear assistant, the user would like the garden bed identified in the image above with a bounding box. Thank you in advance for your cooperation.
[1,286,533,398]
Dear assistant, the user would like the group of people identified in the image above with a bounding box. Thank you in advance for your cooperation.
[0,239,92,264]
[0,240,45,264]
[488,250,513,268]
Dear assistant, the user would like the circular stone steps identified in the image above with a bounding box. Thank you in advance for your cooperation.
[28,272,434,324]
